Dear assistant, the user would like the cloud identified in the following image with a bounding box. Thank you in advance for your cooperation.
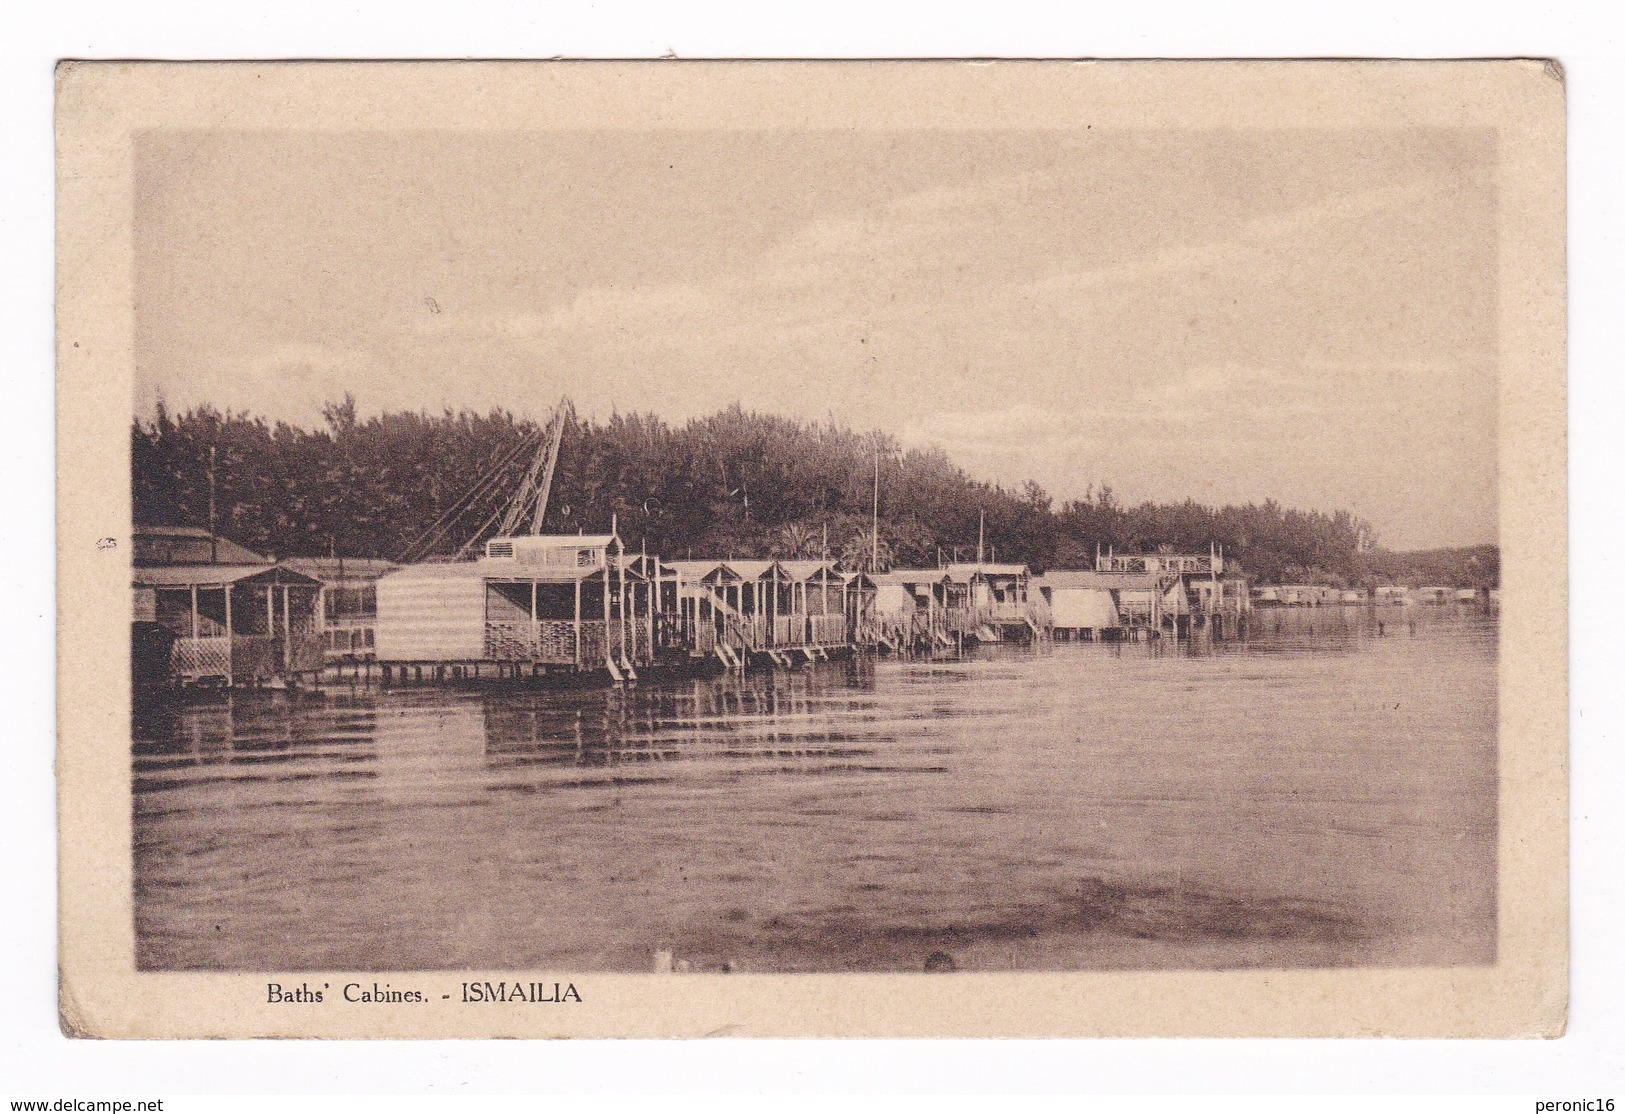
[137,131,1496,547]
[1024,179,1445,305]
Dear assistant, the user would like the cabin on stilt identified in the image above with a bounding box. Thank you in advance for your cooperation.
[669,559,743,665]
[777,559,851,652]
[871,568,954,652]
[1035,571,1123,641]
[281,557,396,663]
[944,561,1050,641]
[841,570,880,646]
[670,558,850,666]
[619,551,683,655]
[722,560,796,657]
[133,563,326,686]
[375,532,651,681]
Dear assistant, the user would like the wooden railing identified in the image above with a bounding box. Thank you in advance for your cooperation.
[485,619,607,666]
[606,618,651,661]
[323,616,376,659]
[170,634,324,685]
[722,614,768,652]
[865,600,1051,647]
[171,637,230,682]
[809,613,847,645]
[230,636,276,683]
[577,621,608,664]
[772,614,802,646]
[688,604,853,655]
[287,633,326,674]
[692,621,717,656]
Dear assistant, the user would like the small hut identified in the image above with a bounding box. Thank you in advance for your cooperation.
[1036,571,1123,640]
[133,563,325,686]
[619,551,681,654]
[840,570,879,644]
[375,532,648,679]
[725,559,798,651]
[945,562,1031,616]
[669,559,742,660]
[281,557,397,662]
[871,568,953,646]
[778,559,850,648]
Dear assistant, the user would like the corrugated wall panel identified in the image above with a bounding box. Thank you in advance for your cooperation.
[1051,588,1119,630]
[376,566,487,661]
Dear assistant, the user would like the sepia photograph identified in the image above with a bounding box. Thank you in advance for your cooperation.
[55,59,1566,1038]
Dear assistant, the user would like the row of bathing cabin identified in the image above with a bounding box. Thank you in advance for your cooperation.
[133,525,1287,690]
[132,525,882,687]
[1254,584,1498,607]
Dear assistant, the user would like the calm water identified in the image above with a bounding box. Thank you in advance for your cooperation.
[133,606,1498,972]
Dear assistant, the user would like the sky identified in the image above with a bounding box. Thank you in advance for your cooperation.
[134,127,1499,550]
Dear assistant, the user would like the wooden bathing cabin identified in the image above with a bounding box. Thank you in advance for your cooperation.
[840,570,880,647]
[620,551,685,654]
[778,559,853,653]
[1037,571,1126,641]
[375,532,654,683]
[1255,584,1340,608]
[133,561,326,688]
[944,562,1050,642]
[870,569,955,654]
[280,557,397,665]
[670,557,855,669]
[1096,545,1248,631]
[1036,570,1164,641]
[669,558,741,666]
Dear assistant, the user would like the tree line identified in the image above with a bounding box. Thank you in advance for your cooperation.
[131,398,1490,586]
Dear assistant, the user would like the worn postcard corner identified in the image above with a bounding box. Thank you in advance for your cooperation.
[56,59,1565,1040]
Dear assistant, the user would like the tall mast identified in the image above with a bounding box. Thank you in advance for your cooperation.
[494,399,567,540]
[871,446,880,572]
[208,445,218,563]
[528,404,566,535]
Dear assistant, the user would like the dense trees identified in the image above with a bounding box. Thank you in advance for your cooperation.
[1356,544,1500,591]
[132,400,1478,584]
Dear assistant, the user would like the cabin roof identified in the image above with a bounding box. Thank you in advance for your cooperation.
[380,560,484,580]
[777,559,840,581]
[724,559,790,581]
[135,525,215,538]
[667,559,738,582]
[280,557,397,582]
[133,563,322,588]
[490,533,619,547]
[1039,570,1160,591]
[131,524,272,567]
[616,553,664,576]
[873,568,952,586]
[887,567,953,582]
[945,562,1029,580]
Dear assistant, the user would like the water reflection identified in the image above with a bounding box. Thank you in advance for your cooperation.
[134,608,1497,973]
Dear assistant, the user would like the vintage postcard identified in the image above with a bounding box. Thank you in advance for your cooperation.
[56,60,1566,1038]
